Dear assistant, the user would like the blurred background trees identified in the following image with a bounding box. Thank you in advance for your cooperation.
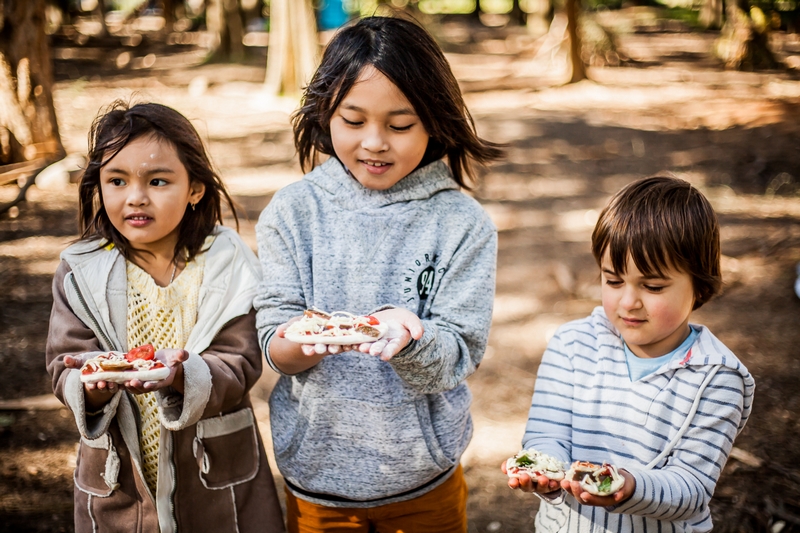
[0,0,795,172]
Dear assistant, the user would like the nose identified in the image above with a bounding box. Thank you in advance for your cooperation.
[360,125,388,153]
[619,286,641,310]
[126,182,149,206]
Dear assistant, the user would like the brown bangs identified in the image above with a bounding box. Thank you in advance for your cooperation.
[591,174,722,309]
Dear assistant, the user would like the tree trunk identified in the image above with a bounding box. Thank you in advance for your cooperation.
[509,0,526,25]
[162,0,177,28]
[565,0,586,83]
[264,0,318,97]
[206,0,245,61]
[0,0,63,165]
[699,0,724,29]
[714,0,781,70]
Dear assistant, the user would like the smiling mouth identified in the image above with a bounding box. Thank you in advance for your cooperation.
[622,317,646,325]
[360,160,390,167]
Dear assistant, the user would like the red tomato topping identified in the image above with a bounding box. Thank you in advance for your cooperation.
[152,362,165,368]
[81,367,94,375]
[125,343,155,362]
[365,315,379,325]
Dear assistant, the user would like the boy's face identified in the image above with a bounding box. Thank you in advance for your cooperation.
[329,65,429,191]
[600,250,696,359]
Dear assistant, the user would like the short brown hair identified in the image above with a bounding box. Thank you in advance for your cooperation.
[79,100,237,263]
[591,174,721,309]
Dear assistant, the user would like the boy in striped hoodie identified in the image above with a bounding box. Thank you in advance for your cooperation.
[505,175,755,532]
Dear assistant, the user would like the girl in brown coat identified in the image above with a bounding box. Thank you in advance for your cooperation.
[46,101,285,533]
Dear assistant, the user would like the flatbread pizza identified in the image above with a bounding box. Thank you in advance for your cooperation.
[505,448,566,481]
[284,309,388,345]
[565,461,625,496]
[80,343,170,384]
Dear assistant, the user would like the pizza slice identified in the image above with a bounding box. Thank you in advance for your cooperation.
[505,448,566,481]
[284,309,389,345]
[79,344,170,384]
[565,461,625,496]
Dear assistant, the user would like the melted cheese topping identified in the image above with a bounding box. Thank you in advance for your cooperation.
[285,310,380,338]
[507,448,565,475]
[81,352,161,374]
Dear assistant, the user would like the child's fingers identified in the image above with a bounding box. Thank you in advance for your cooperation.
[64,355,83,368]
[300,344,317,356]
[405,316,424,340]
[368,339,389,357]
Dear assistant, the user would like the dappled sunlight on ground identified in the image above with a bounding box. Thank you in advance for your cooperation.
[2,18,800,532]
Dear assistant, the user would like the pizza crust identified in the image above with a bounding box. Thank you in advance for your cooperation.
[284,323,388,345]
[80,365,171,384]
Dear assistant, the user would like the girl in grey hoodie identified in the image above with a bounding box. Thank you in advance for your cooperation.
[255,15,503,533]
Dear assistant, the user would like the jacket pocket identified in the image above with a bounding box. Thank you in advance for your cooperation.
[193,407,260,489]
[74,433,120,497]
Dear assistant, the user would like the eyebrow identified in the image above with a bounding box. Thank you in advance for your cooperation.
[339,103,417,117]
[103,166,176,176]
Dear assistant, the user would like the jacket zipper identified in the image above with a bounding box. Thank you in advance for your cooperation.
[70,270,186,530]
[69,273,114,350]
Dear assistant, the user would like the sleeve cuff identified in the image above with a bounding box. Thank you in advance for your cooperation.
[263,329,291,376]
[536,489,566,505]
[157,352,212,430]
[64,368,121,440]
[604,468,645,514]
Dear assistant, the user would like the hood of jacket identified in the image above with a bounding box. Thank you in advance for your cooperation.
[59,225,261,355]
[591,306,755,430]
[303,157,460,211]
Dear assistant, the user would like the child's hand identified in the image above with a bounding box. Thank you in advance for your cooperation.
[276,317,359,357]
[65,354,120,409]
[501,460,562,494]
[560,468,635,506]
[123,349,189,395]
[355,308,424,361]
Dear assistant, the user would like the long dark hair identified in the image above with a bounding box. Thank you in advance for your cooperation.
[293,15,503,189]
[591,174,722,309]
[78,100,237,263]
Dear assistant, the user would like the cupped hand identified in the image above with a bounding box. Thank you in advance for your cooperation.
[559,469,635,506]
[66,354,120,396]
[355,308,424,361]
[123,348,188,394]
[501,461,562,494]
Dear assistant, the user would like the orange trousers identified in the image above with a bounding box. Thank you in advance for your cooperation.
[285,465,468,533]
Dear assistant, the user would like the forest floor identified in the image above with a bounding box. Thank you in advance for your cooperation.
[2,11,800,533]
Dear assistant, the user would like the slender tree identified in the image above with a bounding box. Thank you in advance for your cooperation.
[0,0,63,166]
[264,0,318,97]
[565,0,586,82]
[206,0,245,61]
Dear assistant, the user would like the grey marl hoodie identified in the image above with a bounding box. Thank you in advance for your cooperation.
[254,157,497,506]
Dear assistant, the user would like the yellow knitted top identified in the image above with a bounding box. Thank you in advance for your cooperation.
[126,252,205,494]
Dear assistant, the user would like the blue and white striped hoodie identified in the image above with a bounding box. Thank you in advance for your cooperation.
[523,307,755,532]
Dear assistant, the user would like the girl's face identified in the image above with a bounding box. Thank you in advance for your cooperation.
[99,135,205,258]
[600,249,696,359]
[329,65,429,190]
